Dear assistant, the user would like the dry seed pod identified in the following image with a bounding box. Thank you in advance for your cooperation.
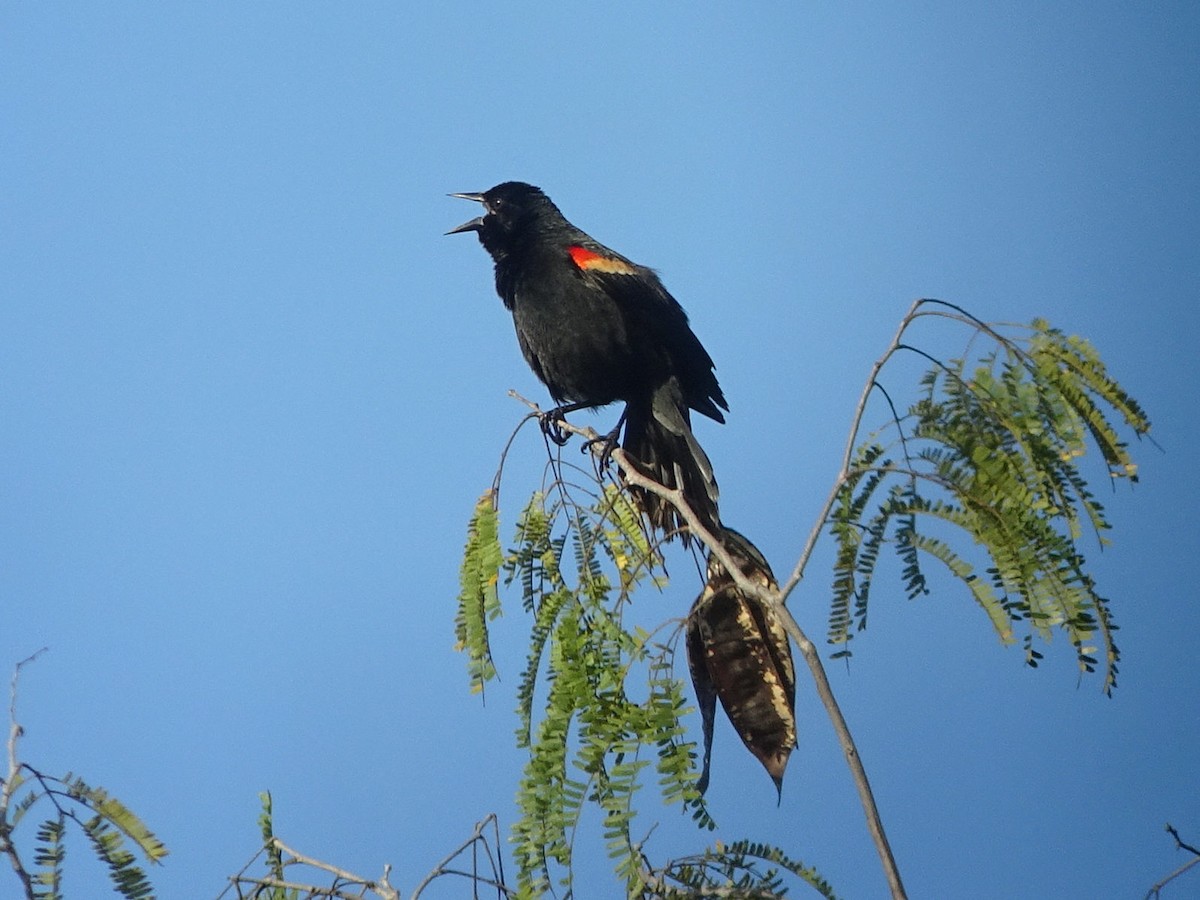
[687,528,797,798]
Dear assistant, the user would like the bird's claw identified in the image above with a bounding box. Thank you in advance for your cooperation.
[583,424,622,471]
[540,409,573,446]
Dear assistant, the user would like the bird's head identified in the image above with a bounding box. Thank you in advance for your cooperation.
[446,181,561,257]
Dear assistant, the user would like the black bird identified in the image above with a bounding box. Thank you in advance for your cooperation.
[448,181,727,540]
[686,527,797,798]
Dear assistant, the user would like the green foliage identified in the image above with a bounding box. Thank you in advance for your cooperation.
[456,480,739,895]
[256,791,300,900]
[2,652,167,900]
[828,309,1150,693]
[224,793,394,899]
[32,818,65,900]
[647,839,839,898]
[508,486,715,895]
[79,812,155,899]
[3,768,167,900]
[452,300,1149,895]
[455,490,504,694]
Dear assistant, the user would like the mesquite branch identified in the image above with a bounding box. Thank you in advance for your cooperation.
[511,375,911,899]
[506,297,1083,899]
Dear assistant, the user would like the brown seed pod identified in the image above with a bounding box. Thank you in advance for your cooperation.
[687,528,797,798]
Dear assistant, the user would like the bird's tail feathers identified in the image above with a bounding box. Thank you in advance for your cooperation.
[622,379,720,543]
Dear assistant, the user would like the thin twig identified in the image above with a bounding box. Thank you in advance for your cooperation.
[271,836,398,900]
[778,298,925,604]
[779,609,906,899]
[1145,856,1200,900]
[494,396,542,497]
[214,846,267,899]
[1145,824,1200,898]
[232,875,370,899]
[409,813,511,899]
[1,649,48,900]
[1167,824,1200,858]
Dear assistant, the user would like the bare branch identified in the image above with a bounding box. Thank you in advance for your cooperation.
[230,874,375,899]
[1,649,49,900]
[778,298,925,602]
[1167,824,1200,859]
[777,609,906,899]
[270,836,399,900]
[1145,824,1200,899]
[409,813,510,899]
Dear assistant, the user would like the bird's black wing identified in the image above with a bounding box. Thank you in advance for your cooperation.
[565,240,727,422]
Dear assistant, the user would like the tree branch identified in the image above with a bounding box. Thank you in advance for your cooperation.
[508,389,911,898]
[782,613,906,899]
[268,836,399,900]
[1,649,48,900]
[1166,824,1200,859]
[409,813,510,899]
[1145,825,1200,899]
[778,297,925,603]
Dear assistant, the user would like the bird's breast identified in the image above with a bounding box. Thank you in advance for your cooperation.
[509,276,650,406]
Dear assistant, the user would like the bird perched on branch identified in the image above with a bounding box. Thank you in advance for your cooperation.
[448,181,726,540]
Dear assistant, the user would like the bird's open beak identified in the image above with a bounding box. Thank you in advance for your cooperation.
[446,192,486,235]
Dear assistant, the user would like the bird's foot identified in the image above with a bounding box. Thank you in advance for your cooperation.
[583,422,623,471]
[539,407,574,446]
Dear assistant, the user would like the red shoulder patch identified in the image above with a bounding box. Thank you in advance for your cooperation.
[568,245,636,275]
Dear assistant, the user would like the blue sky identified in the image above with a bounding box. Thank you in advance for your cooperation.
[2,4,1198,897]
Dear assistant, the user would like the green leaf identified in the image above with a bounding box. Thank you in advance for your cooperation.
[828,309,1148,694]
[66,776,168,865]
[33,816,66,900]
[455,491,504,692]
[80,813,157,900]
